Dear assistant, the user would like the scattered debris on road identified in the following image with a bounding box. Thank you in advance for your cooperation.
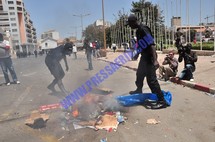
[25,110,49,129]
[146,118,160,124]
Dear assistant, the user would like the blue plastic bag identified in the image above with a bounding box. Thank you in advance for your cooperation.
[116,90,172,106]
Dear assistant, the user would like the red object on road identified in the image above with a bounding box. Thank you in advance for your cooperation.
[39,103,61,111]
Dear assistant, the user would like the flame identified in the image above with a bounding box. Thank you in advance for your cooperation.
[72,108,79,117]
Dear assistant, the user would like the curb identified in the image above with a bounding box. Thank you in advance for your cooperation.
[98,58,215,94]
[98,58,137,71]
[170,77,215,94]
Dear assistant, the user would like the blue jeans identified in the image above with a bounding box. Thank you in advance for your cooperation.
[0,57,18,83]
[179,64,195,80]
[86,53,93,70]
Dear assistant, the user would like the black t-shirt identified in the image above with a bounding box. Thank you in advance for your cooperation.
[47,45,65,62]
[136,24,155,62]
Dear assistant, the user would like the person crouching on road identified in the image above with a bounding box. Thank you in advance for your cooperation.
[159,51,178,81]
[178,43,197,81]
[45,40,73,95]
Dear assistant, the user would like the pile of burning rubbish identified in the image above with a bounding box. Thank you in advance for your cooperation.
[60,87,128,131]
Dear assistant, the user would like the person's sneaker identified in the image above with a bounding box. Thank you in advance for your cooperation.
[129,89,142,95]
[14,81,20,84]
[6,82,10,86]
[151,101,168,109]
[47,85,57,92]
[190,79,194,82]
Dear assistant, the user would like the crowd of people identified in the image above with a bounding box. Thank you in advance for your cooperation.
[0,14,198,110]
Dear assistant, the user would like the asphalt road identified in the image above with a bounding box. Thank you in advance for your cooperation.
[0,52,214,142]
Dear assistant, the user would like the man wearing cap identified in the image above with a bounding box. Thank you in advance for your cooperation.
[126,14,168,109]
[45,39,73,95]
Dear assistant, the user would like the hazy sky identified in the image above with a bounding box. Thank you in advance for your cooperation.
[23,0,215,39]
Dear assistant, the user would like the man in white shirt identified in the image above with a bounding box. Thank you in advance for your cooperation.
[0,33,20,86]
[73,44,77,59]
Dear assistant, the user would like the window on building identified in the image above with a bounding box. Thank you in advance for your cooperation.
[1,18,9,21]
[45,43,48,47]
[10,18,16,21]
[17,7,22,11]
[12,29,17,32]
[16,1,22,5]
[11,23,16,26]
[8,1,14,4]
[9,12,15,15]
[0,13,8,15]
[12,34,18,37]
[9,7,15,10]
[0,6,3,11]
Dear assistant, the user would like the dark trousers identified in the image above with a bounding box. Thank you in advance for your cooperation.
[0,57,18,83]
[135,56,164,101]
[86,53,93,70]
[179,64,195,80]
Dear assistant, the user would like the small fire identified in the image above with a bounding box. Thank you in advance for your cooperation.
[72,108,79,117]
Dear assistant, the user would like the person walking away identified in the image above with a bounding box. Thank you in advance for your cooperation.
[73,44,77,59]
[178,43,197,81]
[45,41,73,95]
[112,43,116,53]
[0,33,20,86]
[95,41,101,58]
[34,50,37,58]
[159,51,178,81]
[84,39,93,70]
[126,14,168,109]
[175,28,183,50]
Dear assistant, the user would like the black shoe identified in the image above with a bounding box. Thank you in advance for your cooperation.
[151,101,168,109]
[47,85,57,92]
[129,89,142,95]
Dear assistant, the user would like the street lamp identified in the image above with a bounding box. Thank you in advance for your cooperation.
[73,13,90,41]
[70,26,81,40]
[102,0,106,50]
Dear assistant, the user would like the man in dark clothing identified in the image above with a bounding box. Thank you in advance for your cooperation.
[178,43,197,81]
[45,42,73,95]
[126,14,168,109]
[34,50,37,58]
[175,28,183,50]
[84,39,93,70]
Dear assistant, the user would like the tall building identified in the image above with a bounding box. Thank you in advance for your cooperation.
[0,0,37,53]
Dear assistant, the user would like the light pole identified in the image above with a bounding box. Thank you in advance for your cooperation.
[71,26,81,41]
[102,0,106,50]
[73,13,90,41]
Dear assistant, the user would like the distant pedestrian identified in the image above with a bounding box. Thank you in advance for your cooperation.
[34,50,37,58]
[112,43,116,53]
[0,33,20,86]
[45,42,73,95]
[84,39,93,70]
[73,44,77,59]
[175,28,183,50]
[95,41,101,58]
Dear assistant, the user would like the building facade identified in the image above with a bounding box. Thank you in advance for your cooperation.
[0,0,37,53]
[41,30,60,40]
